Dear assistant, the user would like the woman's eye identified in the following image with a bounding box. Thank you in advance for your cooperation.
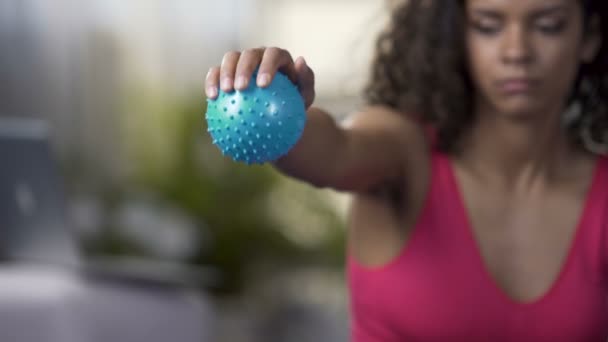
[472,21,501,35]
[536,20,566,34]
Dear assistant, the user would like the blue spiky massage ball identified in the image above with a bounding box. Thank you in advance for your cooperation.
[205,70,307,165]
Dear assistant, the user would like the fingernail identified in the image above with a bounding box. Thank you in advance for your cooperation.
[221,77,232,90]
[206,86,217,98]
[258,73,270,87]
[235,76,247,89]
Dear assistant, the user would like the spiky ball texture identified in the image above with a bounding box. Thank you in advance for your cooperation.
[205,70,306,164]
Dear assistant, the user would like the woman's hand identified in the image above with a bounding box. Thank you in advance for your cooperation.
[204,47,316,109]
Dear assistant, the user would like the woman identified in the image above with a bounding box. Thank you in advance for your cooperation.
[205,0,608,340]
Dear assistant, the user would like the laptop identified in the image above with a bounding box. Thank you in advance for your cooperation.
[0,117,220,289]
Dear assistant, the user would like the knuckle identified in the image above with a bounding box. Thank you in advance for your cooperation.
[220,67,231,76]
[266,47,283,57]
[307,66,315,77]
[243,48,257,55]
[221,51,241,64]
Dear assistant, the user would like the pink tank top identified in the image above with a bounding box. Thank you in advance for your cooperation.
[347,150,608,341]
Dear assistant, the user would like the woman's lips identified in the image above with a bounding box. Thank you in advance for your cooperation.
[497,78,539,94]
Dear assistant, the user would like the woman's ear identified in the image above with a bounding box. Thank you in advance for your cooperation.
[581,15,602,64]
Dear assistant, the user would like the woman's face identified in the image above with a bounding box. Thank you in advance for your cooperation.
[465,0,600,119]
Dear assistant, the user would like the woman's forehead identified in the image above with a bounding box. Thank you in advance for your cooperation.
[466,0,574,11]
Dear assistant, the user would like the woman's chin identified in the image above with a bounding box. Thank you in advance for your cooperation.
[496,98,545,119]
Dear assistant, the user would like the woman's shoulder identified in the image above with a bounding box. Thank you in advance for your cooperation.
[349,104,433,165]
[351,105,436,186]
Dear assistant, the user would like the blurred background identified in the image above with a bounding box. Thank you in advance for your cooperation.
[0,0,390,341]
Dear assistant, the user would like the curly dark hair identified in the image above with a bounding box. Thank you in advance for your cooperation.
[364,0,608,153]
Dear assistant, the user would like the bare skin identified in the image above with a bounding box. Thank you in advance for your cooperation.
[205,0,602,304]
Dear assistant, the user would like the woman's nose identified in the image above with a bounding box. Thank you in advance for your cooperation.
[501,25,534,65]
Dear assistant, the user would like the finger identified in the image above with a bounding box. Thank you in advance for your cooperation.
[257,47,298,88]
[205,66,220,99]
[295,57,315,108]
[234,48,264,90]
[219,51,241,92]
